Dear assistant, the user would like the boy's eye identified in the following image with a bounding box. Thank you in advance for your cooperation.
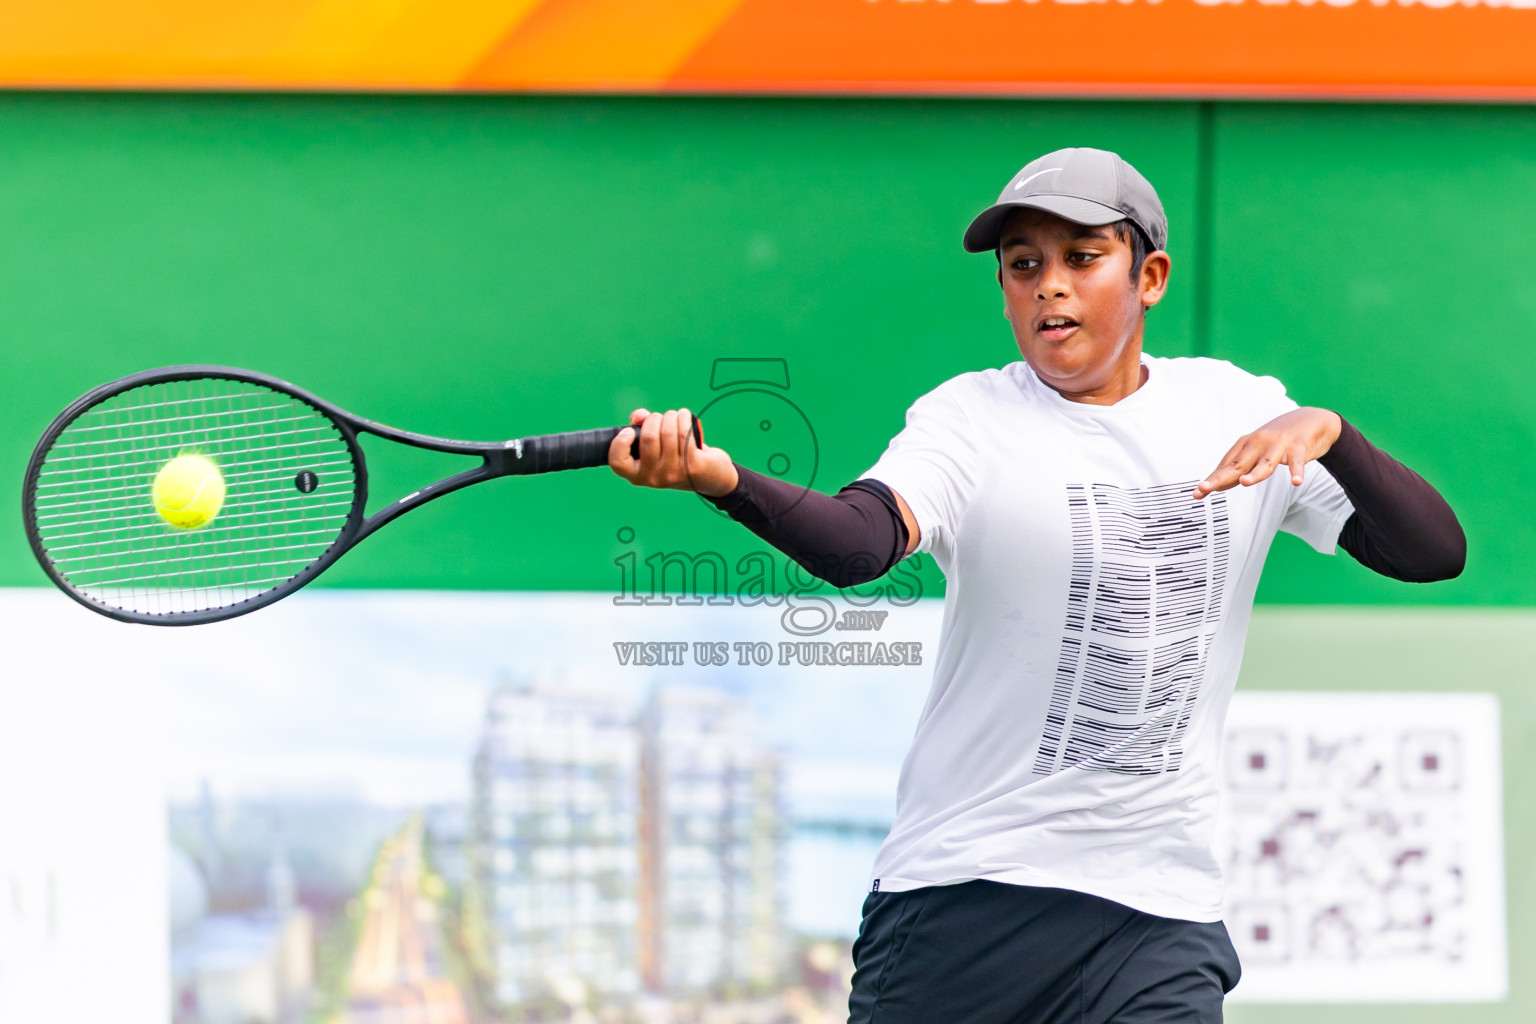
[1012,257,1040,271]
[1069,251,1098,263]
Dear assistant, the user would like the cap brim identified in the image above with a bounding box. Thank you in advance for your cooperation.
[962,195,1128,253]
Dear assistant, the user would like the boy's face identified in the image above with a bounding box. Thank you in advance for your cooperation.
[997,208,1169,401]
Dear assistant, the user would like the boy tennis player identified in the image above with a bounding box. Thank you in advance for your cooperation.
[610,147,1464,1023]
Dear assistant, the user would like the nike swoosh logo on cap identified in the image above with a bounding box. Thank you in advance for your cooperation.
[1013,168,1061,191]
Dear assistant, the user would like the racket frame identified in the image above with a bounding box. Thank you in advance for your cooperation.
[23,365,657,626]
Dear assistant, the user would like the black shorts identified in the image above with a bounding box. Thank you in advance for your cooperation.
[848,880,1241,1024]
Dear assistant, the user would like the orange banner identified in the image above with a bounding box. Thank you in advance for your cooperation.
[1,0,1534,99]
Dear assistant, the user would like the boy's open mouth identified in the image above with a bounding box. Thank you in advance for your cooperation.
[1037,315,1080,340]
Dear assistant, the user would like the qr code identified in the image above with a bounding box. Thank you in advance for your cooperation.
[1218,692,1505,1003]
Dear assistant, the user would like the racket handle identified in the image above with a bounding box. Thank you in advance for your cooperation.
[497,416,702,475]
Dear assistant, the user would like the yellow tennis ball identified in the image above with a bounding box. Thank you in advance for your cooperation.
[152,454,226,530]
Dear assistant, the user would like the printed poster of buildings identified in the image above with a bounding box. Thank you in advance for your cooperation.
[3,586,939,1024]
[0,587,1511,1023]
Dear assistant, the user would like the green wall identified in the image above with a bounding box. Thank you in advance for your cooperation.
[1212,104,1536,606]
[1,94,1530,604]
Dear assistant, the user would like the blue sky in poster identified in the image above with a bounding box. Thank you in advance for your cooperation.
[4,588,942,937]
[149,590,941,817]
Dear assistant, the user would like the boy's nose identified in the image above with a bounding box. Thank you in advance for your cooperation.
[1037,261,1070,300]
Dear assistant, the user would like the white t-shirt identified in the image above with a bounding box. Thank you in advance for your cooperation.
[861,353,1354,922]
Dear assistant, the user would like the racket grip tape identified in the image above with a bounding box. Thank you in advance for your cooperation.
[498,416,702,475]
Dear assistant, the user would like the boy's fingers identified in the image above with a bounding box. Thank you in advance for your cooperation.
[1195,438,1254,497]
[1194,470,1232,499]
[1239,449,1280,486]
[659,410,681,468]
[1195,425,1320,498]
[1203,466,1244,494]
[638,411,663,464]
[677,409,694,461]
[610,407,710,490]
[665,410,684,462]
[608,428,639,480]
[1287,443,1308,486]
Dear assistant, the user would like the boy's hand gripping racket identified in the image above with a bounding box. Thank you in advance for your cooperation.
[22,366,700,625]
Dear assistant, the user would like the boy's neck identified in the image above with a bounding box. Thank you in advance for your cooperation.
[1041,344,1148,407]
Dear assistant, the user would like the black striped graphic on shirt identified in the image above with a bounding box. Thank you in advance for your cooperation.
[1035,481,1230,777]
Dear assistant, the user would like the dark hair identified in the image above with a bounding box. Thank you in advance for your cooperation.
[1111,220,1152,282]
[992,217,1154,282]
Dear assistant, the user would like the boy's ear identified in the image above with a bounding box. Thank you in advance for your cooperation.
[1139,251,1172,310]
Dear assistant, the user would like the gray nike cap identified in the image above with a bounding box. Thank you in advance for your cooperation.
[963,147,1168,254]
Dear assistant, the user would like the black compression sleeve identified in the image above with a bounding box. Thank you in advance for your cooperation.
[1317,416,1466,583]
[705,464,910,588]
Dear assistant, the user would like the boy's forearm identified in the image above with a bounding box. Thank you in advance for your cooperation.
[1319,416,1466,582]
[707,465,910,588]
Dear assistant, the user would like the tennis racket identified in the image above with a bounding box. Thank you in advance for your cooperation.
[22,365,701,626]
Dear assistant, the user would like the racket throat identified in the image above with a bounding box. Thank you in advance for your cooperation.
[355,463,494,543]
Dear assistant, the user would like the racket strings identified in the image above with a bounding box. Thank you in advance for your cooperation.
[32,461,357,507]
[30,377,358,617]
